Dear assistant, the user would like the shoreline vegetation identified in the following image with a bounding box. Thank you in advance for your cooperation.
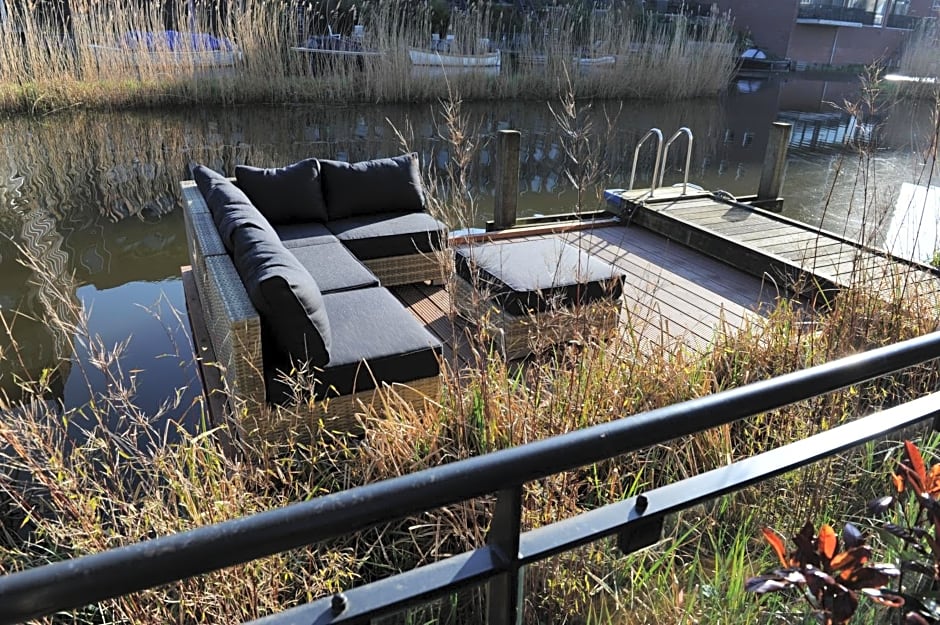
[1,79,940,622]
[0,0,738,114]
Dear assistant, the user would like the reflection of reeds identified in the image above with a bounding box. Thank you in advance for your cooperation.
[0,1,736,113]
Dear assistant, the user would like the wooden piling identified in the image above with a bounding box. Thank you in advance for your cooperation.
[757,122,792,202]
[493,129,521,230]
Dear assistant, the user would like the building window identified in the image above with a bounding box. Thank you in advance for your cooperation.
[934,0,940,10]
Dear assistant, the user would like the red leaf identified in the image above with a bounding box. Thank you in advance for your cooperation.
[905,440,928,489]
[818,524,838,561]
[762,527,789,567]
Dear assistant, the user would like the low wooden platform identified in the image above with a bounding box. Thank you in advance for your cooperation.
[607,188,940,304]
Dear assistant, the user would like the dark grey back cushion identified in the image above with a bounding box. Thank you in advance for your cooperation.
[192,163,226,198]
[320,153,426,220]
[230,222,331,368]
[235,158,329,224]
[193,164,277,253]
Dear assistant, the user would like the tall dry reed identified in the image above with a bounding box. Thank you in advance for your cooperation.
[0,0,736,114]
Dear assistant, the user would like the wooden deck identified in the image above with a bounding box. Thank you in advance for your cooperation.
[606,187,940,304]
[387,222,780,367]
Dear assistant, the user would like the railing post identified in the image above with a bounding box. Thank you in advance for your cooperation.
[486,487,524,625]
[757,122,792,202]
[493,129,521,230]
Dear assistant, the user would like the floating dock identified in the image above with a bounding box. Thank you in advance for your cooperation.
[605,187,940,304]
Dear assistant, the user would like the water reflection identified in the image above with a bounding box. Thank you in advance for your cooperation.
[0,74,936,431]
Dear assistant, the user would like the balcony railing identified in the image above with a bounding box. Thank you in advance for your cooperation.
[798,4,877,25]
[1,332,940,624]
[885,13,921,29]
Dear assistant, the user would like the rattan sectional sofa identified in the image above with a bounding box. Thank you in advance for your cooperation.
[182,153,447,442]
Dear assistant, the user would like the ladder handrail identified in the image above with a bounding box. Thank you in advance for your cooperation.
[658,127,694,195]
[628,128,663,197]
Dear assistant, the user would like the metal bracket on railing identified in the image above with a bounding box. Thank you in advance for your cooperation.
[617,512,664,556]
[628,128,664,198]
[659,127,694,195]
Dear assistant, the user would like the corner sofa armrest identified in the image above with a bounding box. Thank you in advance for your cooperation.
[182,180,229,325]
[202,252,266,415]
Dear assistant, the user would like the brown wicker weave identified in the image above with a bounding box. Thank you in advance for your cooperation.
[181,179,442,442]
[364,252,449,286]
[451,277,621,360]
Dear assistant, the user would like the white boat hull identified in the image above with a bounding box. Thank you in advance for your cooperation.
[408,48,500,67]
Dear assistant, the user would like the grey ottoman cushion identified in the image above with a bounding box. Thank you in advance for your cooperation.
[327,212,447,260]
[454,238,624,316]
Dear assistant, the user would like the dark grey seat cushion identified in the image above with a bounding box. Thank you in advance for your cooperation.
[193,164,277,253]
[273,222,338,249]
[266,287,441,403]
[319,153,426,220]
[454,238,624,316]
[230,222,331,370]
[327,212,447,261]
[288,241,380,294]
[235,158,329,224]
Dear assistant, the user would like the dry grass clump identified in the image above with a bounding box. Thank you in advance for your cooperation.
[0,0,736,113]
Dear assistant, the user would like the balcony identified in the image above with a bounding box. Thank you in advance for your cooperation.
[884,13,921,29]
[797,4,876,26]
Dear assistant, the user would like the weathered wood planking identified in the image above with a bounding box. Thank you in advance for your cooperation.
[615,191,940,303]
[392,224,777,360]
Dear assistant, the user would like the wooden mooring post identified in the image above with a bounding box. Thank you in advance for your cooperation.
[757,122,793,203]
[493,129,521,230]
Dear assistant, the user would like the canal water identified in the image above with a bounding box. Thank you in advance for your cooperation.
[0,73,936,432]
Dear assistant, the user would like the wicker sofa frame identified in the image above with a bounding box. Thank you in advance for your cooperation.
[181,181,441,441]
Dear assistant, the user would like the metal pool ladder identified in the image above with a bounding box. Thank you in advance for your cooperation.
[627,126,694,199]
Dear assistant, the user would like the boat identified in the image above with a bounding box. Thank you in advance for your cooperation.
[89,30,242,68]
[408,46,500,67]
[737,47,792,74]
[290,31,382,60]
[520,53,616,67]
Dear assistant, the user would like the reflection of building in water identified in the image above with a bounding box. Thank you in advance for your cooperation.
[778,111,863,149]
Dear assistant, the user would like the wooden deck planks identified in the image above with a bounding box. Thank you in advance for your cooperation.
[561,226,774,351]
[623,193,940,302]
[393,224,777,360]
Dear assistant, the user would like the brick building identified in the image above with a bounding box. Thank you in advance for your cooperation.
[713,0,938,68]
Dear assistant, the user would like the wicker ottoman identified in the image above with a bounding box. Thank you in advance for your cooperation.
[453,238,624,359]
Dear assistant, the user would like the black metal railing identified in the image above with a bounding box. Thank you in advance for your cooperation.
[1,332,940,624]
[886,13,921,29]
[798,4,877,25]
